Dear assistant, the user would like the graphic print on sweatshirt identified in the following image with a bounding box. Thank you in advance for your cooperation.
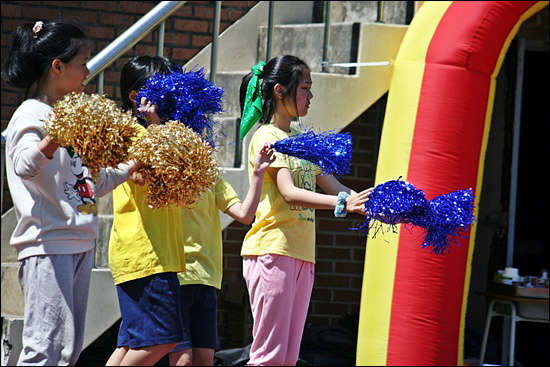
[63,146,97,216]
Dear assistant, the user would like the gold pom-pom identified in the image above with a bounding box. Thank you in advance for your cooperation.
[130,121,219,209]
[43,92,141,180]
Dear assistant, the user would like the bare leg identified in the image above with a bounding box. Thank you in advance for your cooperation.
[118,343,178,366]
[169,348,192,366]
[106,346,130,366]
[192,348,214,366]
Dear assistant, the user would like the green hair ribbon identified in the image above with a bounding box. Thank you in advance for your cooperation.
[240,61,266,140]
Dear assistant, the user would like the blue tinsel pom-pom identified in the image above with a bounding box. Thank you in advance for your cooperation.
[135,67,224,144]
[352,178,476,255]
[420,189,476,255]
[271,130,353,176]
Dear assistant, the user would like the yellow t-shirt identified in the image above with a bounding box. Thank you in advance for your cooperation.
[177,177,240,289]
[241,124,318,263]
[108,126,186,285]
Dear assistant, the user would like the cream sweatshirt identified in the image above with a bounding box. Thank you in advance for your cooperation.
[5,99,130,260]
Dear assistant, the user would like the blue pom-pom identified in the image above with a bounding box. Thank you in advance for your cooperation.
[135,68,224,145]
[271,130,352,176]
[351,178,428,238]
[352,178,476,255]
[420,189,476,255]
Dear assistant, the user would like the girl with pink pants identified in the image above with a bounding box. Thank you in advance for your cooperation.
[238,55,372,366]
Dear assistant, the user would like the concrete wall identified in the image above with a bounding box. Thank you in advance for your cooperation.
[331,1,408,24]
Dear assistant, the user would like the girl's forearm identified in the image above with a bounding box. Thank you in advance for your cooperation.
[226,171,266,224]
[239,171,265,222]
[282,186,338,210]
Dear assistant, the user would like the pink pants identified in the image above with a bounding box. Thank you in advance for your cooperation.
[243,254,315,366]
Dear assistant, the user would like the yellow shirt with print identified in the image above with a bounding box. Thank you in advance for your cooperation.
[109,125,186,285]
[241,124,318,263]
[177,177,240,289]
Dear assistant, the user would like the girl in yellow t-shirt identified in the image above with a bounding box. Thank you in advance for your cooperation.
[168,144,274,366]
[107,56,187,366]
[238,55,374,366]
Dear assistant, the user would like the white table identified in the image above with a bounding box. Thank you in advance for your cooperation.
[476,291,549,366]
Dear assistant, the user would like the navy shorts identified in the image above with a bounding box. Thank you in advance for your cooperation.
[116,272,183,348]
[171,284,219,351]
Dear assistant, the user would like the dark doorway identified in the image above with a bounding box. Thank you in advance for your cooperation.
[512,48,549,276]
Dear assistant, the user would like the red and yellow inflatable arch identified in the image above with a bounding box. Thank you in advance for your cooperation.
[357,1,548,365]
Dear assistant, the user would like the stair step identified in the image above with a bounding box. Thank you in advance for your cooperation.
[212,116,241,168]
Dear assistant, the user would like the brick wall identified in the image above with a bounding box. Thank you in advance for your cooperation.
[1,0,259,213]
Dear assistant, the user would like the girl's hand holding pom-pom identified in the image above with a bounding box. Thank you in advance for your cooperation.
[137,97,161,126]
[126,159,146,186]
[345,188,374,215]
[253,143,276,174]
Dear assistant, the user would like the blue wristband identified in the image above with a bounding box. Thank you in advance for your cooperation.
[334,191,350,217]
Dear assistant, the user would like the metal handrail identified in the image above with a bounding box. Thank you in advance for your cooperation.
[85,1,186,87]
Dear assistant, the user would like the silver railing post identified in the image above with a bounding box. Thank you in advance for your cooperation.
[266,1,275,62]
[97,71,105,95]
[210,1,221,83]
[376,1,385,23]
[157,21,166,57]
[321,1,332,73]
[1,132,6,212]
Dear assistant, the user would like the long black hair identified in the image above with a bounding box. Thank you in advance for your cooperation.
[120,55,180,113]
[239,55,310,124]
[2,20,89,96]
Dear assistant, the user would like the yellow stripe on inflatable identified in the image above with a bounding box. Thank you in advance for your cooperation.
[356,2,453,365]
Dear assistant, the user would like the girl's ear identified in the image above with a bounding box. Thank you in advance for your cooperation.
[274,84,285,100]
[51,59,63,76]
[129,90,138,103]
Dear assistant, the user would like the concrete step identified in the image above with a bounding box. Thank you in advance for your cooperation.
[258,23,360,75]
[330,1,409,24]
[211,116,241,168]
[2,316,23,366]
[1,268,120,366]
[1,209,17,264]
[214,71,248,119]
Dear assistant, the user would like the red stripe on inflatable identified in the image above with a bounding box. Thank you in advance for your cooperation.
[386,66,490,366]
[385,1,539,365]
[424,1,538,76]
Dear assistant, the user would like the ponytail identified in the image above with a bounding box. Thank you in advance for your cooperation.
[239,55,309,139]
[2,20,89,95]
